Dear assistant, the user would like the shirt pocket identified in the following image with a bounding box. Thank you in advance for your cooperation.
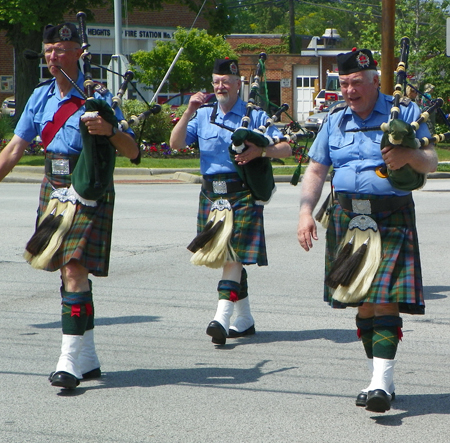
[198,132,220,152]
[329,132,355,167]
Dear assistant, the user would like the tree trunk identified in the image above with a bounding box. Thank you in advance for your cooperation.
[7,25,42,123]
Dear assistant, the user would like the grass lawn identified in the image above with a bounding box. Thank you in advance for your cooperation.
[16,145,450,174]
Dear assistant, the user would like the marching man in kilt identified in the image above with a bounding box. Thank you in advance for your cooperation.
[297,48,438,412]
[0,23,139,389]
[170,59,291,345]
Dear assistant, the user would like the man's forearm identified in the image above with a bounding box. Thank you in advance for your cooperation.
[170,109,195,150]
[299,161,330,216]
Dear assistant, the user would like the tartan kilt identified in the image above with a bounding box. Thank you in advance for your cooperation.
[36,172,115,276]
[325,193,424,315]
[197,174,267,266]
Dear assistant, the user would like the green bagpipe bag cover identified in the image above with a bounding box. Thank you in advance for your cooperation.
[381,119,425,191]
[230,128,275,202]
[72,99,118,201]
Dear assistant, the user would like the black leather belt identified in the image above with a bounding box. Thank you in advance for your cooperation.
[202,178,248,194]
[337,193,412,214]
[45,157,78,175]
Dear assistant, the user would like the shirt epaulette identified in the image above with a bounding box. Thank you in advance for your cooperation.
[329,102,347,115]
[400,97,411,106]
[36,78,54,88]
[94,82,109,96]
[199,103,216,109]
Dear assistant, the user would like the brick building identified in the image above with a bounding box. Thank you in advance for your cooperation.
[0,7,345,122]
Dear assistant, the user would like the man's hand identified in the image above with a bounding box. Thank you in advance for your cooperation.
[187,92,208,114]
[234,141,263,165]
[381,144,411,170]
[297,213,318,252]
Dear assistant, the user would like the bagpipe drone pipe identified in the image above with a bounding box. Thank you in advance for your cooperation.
[345,37,444,191]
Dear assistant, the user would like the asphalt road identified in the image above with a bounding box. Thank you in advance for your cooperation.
[1,180,449,442]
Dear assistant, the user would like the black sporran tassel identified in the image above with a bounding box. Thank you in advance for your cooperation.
[25,209,62,256]
[187,215,225,253]
[325,236,354,289]
[335,237,370,287]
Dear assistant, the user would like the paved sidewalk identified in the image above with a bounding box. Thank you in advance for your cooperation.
[5,165,450,185]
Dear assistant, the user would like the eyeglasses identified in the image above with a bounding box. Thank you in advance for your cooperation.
[211,80,234,87]
[44,47,80,56]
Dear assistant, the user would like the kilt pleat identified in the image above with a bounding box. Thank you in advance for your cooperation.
[36,172,114,276]
[325,193,424,314]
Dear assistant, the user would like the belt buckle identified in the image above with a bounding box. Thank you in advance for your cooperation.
[51,159,70,175]
[212,180,227,194]
[352,199,371,215]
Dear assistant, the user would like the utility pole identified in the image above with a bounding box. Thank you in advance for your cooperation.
[289,0,296,53]
[381,0,395,94]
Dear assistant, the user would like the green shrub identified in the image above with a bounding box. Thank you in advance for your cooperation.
[121,100,174,144]
[0,115,13,140]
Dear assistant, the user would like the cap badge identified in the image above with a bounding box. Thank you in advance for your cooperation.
[59,25,72,41]
[356,52,370,68]
[230,62,238,75]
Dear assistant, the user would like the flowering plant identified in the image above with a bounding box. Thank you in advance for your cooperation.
[140,141,199,158]
[0,138,44,155]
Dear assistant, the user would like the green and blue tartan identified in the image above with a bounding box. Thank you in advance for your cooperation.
[36,154,115,276]
[325,193,424,315]
[197,173,267,266]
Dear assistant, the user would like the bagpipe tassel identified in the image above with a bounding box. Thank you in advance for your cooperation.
[331,215,382,304]
[190,199,238,269]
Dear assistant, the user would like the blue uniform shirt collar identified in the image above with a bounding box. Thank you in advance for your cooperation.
[342,91,391,122]
[47,70,85,101]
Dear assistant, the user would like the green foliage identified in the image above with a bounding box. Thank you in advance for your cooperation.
[131,27,237,94]
[203,2,235,36]
[235,42,289,55]
[121,100,175,144]
[0,116,14,140]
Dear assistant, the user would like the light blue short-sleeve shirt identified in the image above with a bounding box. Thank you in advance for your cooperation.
[186,97,284,175]
[15,72,133,155]
[308,92,431,196]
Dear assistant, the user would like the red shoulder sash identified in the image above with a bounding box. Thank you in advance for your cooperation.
[41,96,85,150]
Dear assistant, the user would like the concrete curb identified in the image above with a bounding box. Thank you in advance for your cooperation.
[4,165,450,184]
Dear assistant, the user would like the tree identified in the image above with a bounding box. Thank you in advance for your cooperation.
[131,27,237,94]
[346,0,450,115]
[0,0,231,121]
[0,1,106,120]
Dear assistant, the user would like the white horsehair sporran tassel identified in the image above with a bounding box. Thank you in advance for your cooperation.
[331,215,382,304]
[190,198,238,268]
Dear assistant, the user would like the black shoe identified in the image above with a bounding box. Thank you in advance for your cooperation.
[82,368,101,379]
[50,371,80,389]
[206,320,227,345]
[366,389,391,412]
[356,390,395,407]
[355,392,367,407]
[228,324,256,338]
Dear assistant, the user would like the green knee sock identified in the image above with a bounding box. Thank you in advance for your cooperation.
[372,315,403,360]
[356,315,374,359]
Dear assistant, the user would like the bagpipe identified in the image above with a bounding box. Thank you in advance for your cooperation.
[345,36,444,191]
[23,11,160,269]
[229,53,315,201]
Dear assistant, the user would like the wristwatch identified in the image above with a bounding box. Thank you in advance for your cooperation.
[261,147,267,157]
[107,126,118,138]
